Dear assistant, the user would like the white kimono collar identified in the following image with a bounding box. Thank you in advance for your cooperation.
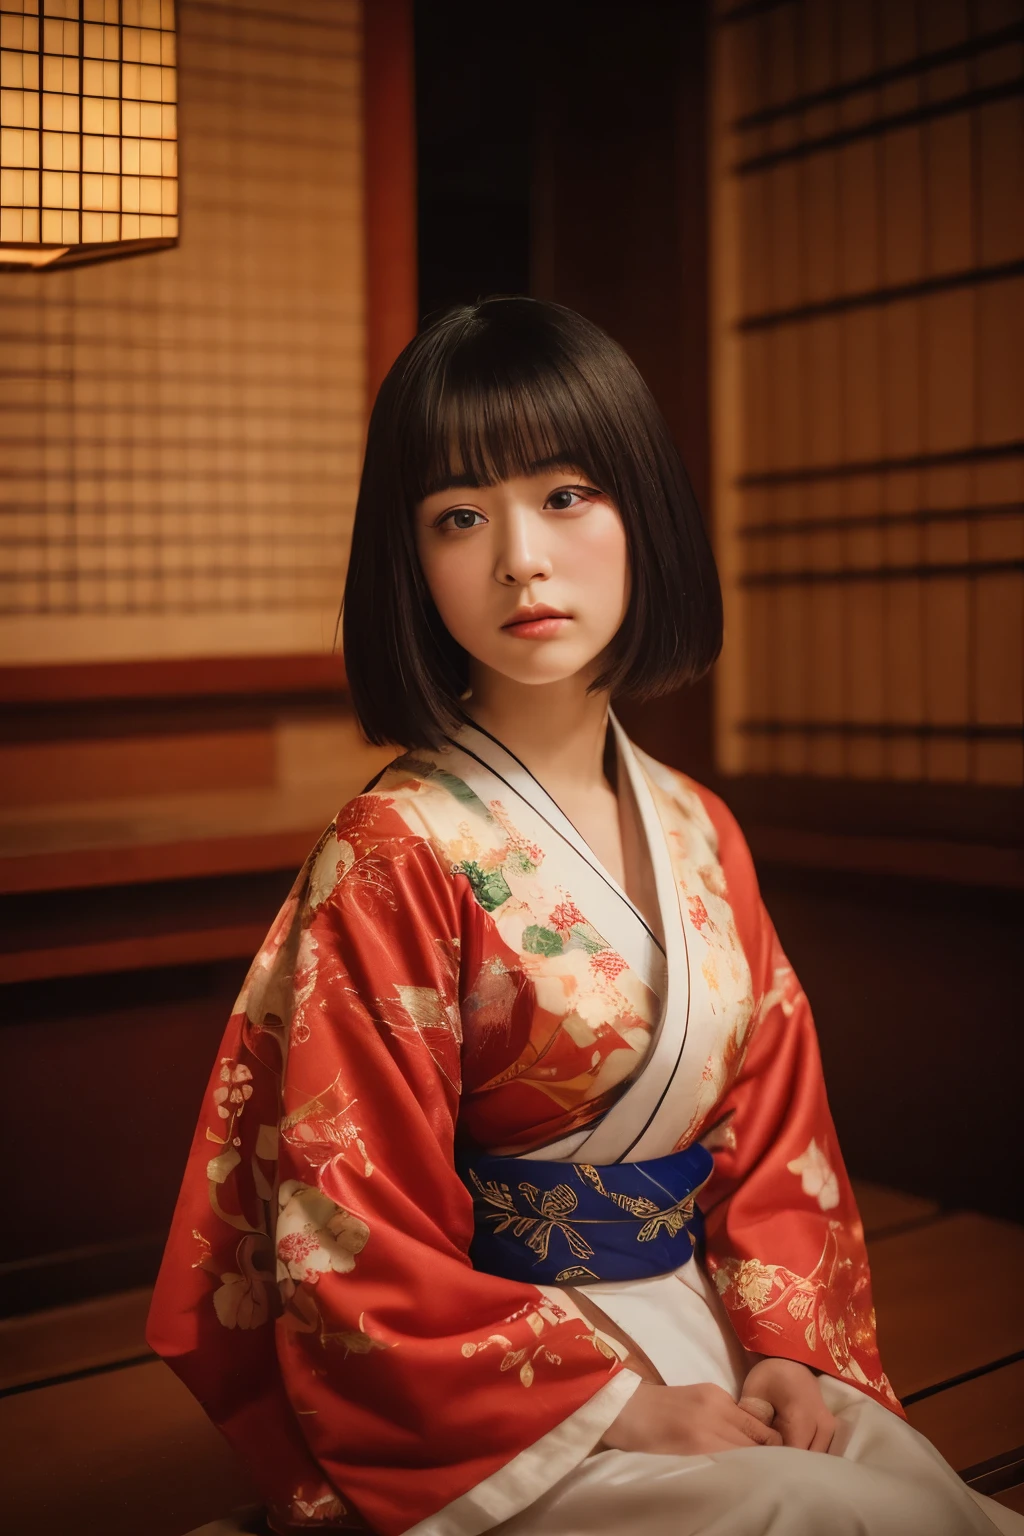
[446,711,664,957]
[444,710,692,1165]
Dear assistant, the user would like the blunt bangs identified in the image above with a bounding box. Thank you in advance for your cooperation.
[343,297,723,750]
[398,311,613,506]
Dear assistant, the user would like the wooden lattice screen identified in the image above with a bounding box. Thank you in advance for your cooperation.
[710,0,1023,789]
[0,0,364,666]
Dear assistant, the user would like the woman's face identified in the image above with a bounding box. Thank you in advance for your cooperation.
[414,459,630,690]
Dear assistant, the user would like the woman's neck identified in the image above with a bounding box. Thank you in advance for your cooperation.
[464,668,614,797]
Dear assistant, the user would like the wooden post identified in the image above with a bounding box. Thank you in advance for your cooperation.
[363,0,418,409]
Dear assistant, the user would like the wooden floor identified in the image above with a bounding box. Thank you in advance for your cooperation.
[2,1181,1022,1536]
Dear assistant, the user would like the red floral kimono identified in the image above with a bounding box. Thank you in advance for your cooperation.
[147,714,898,1535]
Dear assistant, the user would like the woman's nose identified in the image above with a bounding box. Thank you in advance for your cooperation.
[495,511,553,587]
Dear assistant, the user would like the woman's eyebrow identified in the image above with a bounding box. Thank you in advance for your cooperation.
[425,455,579,497]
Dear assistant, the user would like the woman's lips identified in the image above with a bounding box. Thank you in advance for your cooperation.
[502,616,572,640]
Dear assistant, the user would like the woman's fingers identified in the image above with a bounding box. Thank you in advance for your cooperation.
[709,1421,777,1451]
[809,1415,837,1454]
[602,1381,822,1458]
[730,1403,784,1446]
[737,1393,776,1427]
[776,1406,838,1452]
[774,1407,818,1449]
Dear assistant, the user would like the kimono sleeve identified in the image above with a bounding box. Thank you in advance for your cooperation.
[692,788,903,1418]
[147,802,635,1536]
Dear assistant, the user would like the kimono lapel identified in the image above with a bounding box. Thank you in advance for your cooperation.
[558,712,693,1164]
[442,718,664,997]
[443,712,696,1166]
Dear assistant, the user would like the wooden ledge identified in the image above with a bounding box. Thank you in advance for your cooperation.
[0,918,275,984]
[0,865,296,983]
[0,1357,257,1536]
[747,824,1024,889]
[0,654,348,705]
[906,1360,1024,1485]
[0,773,388,897]
[0,1287,154,1393]
[0,825,322,896]
[720,773,1024,889]
[869,1211,1024,1399]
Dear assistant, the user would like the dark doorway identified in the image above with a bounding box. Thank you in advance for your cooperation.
[414,1,533,323]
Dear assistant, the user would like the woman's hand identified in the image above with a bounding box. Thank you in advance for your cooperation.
[600,1381,784,1456]
[739,1357,836,1452]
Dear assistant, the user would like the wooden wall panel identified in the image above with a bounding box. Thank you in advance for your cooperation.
[710,0,1024,790]
[2,729,275,806]
[0,0,365,667]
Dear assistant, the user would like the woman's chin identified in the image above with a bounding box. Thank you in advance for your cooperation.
[478,652,605,689]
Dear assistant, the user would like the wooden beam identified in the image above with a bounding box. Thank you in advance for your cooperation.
[0,828,322,896]
[0,653,347,705]
[0,923,271,985]
[363,0,418,405]
[746,825,1024,890]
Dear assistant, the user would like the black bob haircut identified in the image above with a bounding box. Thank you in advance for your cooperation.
[342,296,723,749]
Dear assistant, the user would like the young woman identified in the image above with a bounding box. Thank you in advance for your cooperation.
[149,298,1020,1536]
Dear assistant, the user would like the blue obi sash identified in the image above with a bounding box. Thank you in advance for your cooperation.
[458,1142,714,1285]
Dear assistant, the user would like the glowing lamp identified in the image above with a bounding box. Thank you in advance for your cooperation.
[0,0,177,270]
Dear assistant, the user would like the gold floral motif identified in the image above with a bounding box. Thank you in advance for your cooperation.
[282,1072,374,1179]
[576,1325,623,1366]
[320,1310,390,1358]
[576,1163,659,1218]
[710,1222,896,1405]
[469,1169,595,1263]
[461,1310,567,1389]
[715,1256,776,1312]
[470,1160,704,1267]
[373,933,463,1088]
[344,851,400,915]
[576,1163,704,1244]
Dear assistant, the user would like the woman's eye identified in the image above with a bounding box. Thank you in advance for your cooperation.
[546,486,597,511]
[438,507,484,531]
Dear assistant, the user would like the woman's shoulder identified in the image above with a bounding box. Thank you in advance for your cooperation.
[320,745,493,881]
[302,751,469,918]
[329,749,450,845]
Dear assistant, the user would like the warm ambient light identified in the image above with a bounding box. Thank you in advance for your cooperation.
[0,0,178,271]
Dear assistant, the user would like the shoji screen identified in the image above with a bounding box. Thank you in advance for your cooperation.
[0,0,364,664]
[711,0,1023,789]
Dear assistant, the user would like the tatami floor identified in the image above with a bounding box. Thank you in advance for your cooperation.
[2,1181,1022,1535]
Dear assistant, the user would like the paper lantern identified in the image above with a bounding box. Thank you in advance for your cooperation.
[0,0,177,270]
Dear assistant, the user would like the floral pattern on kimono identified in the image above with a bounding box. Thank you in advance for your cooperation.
[147,731,899,1536]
